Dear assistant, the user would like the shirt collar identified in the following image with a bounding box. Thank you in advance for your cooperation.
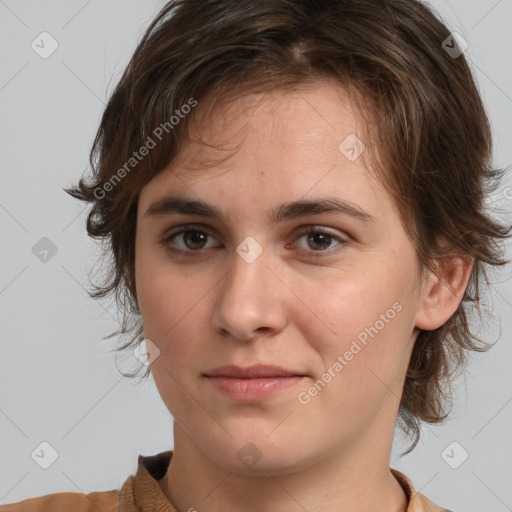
[121,451,445,512]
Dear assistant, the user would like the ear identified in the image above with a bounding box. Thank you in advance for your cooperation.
[414,252,474,331]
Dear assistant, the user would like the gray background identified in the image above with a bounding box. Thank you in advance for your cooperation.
[0,1,511,510]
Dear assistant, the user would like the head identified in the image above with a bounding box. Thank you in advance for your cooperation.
[65,0,511,462]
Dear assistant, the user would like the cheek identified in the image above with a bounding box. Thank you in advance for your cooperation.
[135,251,208,363]
[293,257,416,395]
[139,276,205,339]
[137,262,212,411]
[136,237,199,319]
[294,265,406,349]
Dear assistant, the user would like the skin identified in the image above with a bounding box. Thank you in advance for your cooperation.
[134,78,472,512]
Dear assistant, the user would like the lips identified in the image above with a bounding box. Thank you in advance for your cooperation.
[204,364,306,378]
[204,364,308,401]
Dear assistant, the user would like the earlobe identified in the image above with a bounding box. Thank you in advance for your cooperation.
[414,253,474,331]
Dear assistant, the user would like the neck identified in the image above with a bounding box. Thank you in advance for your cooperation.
[158,419,408,512]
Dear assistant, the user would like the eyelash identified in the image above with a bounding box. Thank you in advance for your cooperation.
[160,224,347,259]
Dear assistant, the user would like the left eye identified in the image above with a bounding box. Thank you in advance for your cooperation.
[293,228,344,253]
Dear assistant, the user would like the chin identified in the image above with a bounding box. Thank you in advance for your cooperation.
[202,435,319,476]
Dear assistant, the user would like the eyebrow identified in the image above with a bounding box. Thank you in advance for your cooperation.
[143,195,375,224]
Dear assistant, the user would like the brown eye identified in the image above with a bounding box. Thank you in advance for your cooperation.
[306,232,333,251]
[293,227,347,258]
[181,231,209,250]
[161,226,220,253]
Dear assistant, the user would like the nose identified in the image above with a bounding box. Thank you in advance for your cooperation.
[211,245,288,342]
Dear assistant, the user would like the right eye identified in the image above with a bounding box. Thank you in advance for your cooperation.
[160,225,221,254]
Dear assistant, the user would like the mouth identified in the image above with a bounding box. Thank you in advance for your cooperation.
[204,364,306,379]
[203,364,308,401]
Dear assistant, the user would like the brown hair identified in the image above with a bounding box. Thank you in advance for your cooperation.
[64,0,511,452]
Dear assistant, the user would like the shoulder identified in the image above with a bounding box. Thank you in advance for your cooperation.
[0,450,173,512]
[391,468,451,512]
[0,489,119,512]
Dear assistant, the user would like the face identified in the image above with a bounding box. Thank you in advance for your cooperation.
[135,79,426,475]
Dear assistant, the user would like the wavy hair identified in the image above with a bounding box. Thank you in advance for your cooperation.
[64,0,511,453]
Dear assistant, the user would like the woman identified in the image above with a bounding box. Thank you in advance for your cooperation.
[2,0,510,510]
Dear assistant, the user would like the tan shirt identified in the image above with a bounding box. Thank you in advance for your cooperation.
[0,451,451,511]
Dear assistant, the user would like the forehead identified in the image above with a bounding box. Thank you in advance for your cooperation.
[138,79,394,227]
[173,79,373,176]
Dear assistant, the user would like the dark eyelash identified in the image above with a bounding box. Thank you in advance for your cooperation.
[161,225,346,257]
[159,225,214,253]
[295,226,346,258]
